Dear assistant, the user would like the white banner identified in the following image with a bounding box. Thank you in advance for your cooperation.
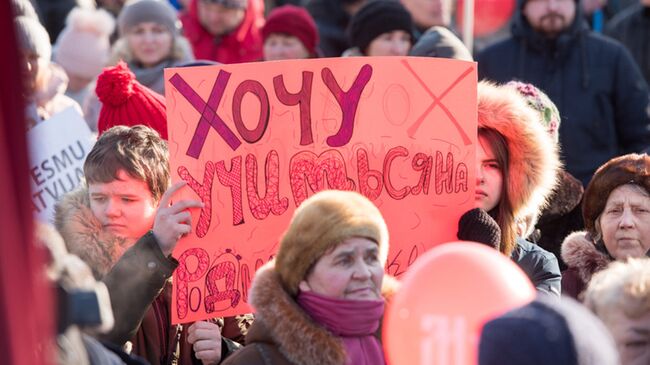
[28,107,95,223]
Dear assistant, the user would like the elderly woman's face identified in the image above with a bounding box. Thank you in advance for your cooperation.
[126,22,173,68]
[299,237,384,300]
[599,184,650,260]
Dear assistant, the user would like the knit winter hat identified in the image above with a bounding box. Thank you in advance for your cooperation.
[348,0,414,54]
[275,190,389,296]
[95,61,168,139]
[14,16,52,59]
[54,8,116,80]
[262,5,319,57]
[117,0,179,36]
[409,26,473,61]
[201,0,248,9]
[507,81,561,143]
[477,81,561,220]
[479,296,619,365]
[583,153,650,237]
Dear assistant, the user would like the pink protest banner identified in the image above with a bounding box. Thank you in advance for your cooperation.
[164,57,477,323]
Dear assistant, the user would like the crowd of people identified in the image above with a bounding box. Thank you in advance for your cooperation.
[7,0,650,364]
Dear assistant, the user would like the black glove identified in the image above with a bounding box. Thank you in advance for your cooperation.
[457,208,501,250]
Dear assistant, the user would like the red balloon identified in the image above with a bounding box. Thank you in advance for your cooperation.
[383,242,535,365]
[456,0,516,37]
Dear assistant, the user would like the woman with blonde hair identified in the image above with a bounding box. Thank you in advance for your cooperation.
[111,0,194,95]
[85,0,194,129]
[583,258,650,365]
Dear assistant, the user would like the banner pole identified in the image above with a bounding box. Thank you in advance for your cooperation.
[462,0,475,55]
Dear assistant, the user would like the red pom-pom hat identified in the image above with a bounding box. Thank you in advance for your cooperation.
[96,61,168,139]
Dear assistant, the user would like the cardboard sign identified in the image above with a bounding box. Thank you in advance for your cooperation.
[28,107,95,223]
[165,57,477,323]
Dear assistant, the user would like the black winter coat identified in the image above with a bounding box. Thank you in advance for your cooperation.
[606,4,650,86]
[477,2,650,185]
[305,0,351,57]
[530,170,584,271]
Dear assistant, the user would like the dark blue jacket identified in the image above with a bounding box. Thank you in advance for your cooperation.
[606,4,650,86]
[512,238,561,297]
[477,0,650,185]
[305,0,352,57]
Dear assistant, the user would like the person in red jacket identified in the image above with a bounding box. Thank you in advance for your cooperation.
[180,0,264,64]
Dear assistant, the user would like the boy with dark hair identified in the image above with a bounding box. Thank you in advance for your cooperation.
[56,125,243,365]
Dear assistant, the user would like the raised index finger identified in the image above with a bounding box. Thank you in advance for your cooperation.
[159,181,187,207]
[167,199,204,214]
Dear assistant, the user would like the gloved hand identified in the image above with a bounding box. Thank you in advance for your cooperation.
[457,208,501,250]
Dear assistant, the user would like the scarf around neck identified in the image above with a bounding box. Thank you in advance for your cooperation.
[128,59,175,95]
[297,290,385,365]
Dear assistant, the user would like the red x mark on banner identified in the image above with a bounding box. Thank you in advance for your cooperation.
[169,71,242,159]
[402,60,474,146]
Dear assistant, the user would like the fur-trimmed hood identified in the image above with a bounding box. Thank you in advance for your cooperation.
[246,262,399,365]
[561,231,612,286]
[477,81,561,220]
[54,188,128,279]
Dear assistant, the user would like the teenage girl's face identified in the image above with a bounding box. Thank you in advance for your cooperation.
[475,136,503,212]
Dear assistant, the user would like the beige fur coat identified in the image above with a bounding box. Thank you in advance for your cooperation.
[54,188,130,280]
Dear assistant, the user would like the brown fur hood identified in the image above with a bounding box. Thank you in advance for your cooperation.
[246,262,399,365]
[54,188,128,279]
[538,169,583,222]
[477,81,561,219]
[561,231,612,285]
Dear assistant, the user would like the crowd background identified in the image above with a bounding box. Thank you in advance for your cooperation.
[3,0,650,364]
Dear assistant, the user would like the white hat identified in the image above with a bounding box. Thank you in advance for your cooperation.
[54,8,115,79]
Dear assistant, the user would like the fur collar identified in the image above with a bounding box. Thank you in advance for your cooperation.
[54,188,128,279]
[561,231,612,285]
[247,262,398,365]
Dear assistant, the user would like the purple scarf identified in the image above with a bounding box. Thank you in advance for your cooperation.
[297,291,386,365]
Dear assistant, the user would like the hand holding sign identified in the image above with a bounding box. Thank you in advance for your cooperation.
[383,242,535,365]
[153,181,204,256]
[187,320,223,365]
